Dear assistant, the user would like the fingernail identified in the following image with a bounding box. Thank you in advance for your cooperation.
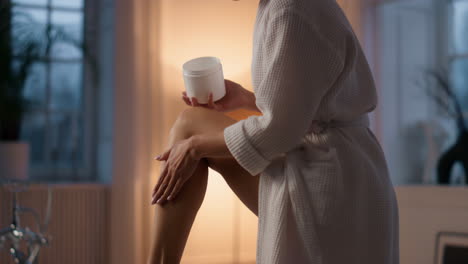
[167,195,172,201]
[154,155,161,160]
[156,199,162,204]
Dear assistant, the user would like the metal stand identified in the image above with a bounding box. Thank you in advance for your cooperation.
[0,179,52,264]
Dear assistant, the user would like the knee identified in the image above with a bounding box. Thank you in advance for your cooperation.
[177,107,211,123]
[171,107,213,136]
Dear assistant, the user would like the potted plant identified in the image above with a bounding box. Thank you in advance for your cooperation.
[0,2,95,181]
[426,69,468,184]
[0,3,36,180]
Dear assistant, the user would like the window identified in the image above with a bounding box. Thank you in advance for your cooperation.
[376,0,468,185]
[449,0,468,111]
[10,0,97,181]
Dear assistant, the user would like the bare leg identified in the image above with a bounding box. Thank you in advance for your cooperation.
[147,107,259,264]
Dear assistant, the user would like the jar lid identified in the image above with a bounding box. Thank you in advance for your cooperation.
[183,56,222,76]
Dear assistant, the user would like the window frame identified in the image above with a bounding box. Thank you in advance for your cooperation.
[446,0,468,116]
[10,0,99,182]
[447,0,468,61]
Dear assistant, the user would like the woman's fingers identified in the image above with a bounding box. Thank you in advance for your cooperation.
[152,148,173,203]
[158,174,178,203]
[152,174,169,204]
[181,91,192,106]
[155,149,171,161]
[152,163,171,204]
[152,174,168,200]
[169,179,184,200]
[152,163,168,197]
[191,97,201,107]
[186,93,218,110]
[207,93,216,109]
[182,96,192,106]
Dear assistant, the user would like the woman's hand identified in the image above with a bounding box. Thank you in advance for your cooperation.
[181,79,258,112]
[151,137,201,205]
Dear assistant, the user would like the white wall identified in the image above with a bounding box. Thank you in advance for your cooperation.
[396,186,468,264]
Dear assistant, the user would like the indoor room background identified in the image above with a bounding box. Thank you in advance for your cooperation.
[0,0,467,264]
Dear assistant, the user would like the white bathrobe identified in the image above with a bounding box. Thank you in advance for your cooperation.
[223,0,399,263]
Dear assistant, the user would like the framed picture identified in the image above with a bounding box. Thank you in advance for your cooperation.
[435,232,468,264]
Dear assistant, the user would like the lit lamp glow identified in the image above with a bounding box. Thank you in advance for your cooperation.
[151,0,260,263]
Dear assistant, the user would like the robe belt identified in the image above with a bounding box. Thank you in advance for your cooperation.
[306,114,370,135]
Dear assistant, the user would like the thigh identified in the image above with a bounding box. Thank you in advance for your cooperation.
[185,107,260,216]
[208,156,260,216]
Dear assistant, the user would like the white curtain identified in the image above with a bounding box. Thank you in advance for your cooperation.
[111,0,157,263]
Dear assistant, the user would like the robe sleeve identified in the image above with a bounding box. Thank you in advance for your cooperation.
[224,8,345,176]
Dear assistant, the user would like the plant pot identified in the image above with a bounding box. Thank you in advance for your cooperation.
[437,130,468,184]
[0,142,29,180]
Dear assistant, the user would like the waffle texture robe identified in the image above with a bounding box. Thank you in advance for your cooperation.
[223,0,400,263]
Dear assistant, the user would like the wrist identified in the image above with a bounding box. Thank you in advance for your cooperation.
[188,135,204,160]
[242,90,257,111]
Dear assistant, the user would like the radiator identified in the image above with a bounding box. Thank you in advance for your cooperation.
[0,184,110,264]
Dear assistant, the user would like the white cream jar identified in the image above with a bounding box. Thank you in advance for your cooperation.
[183,56,226,104]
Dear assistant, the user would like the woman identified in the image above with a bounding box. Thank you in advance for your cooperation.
[148,0,399,263]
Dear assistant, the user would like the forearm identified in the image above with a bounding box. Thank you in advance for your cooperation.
[190,132,232,160]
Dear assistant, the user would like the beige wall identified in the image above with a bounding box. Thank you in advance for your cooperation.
[152,1,259,262]
[112,0,153,263]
